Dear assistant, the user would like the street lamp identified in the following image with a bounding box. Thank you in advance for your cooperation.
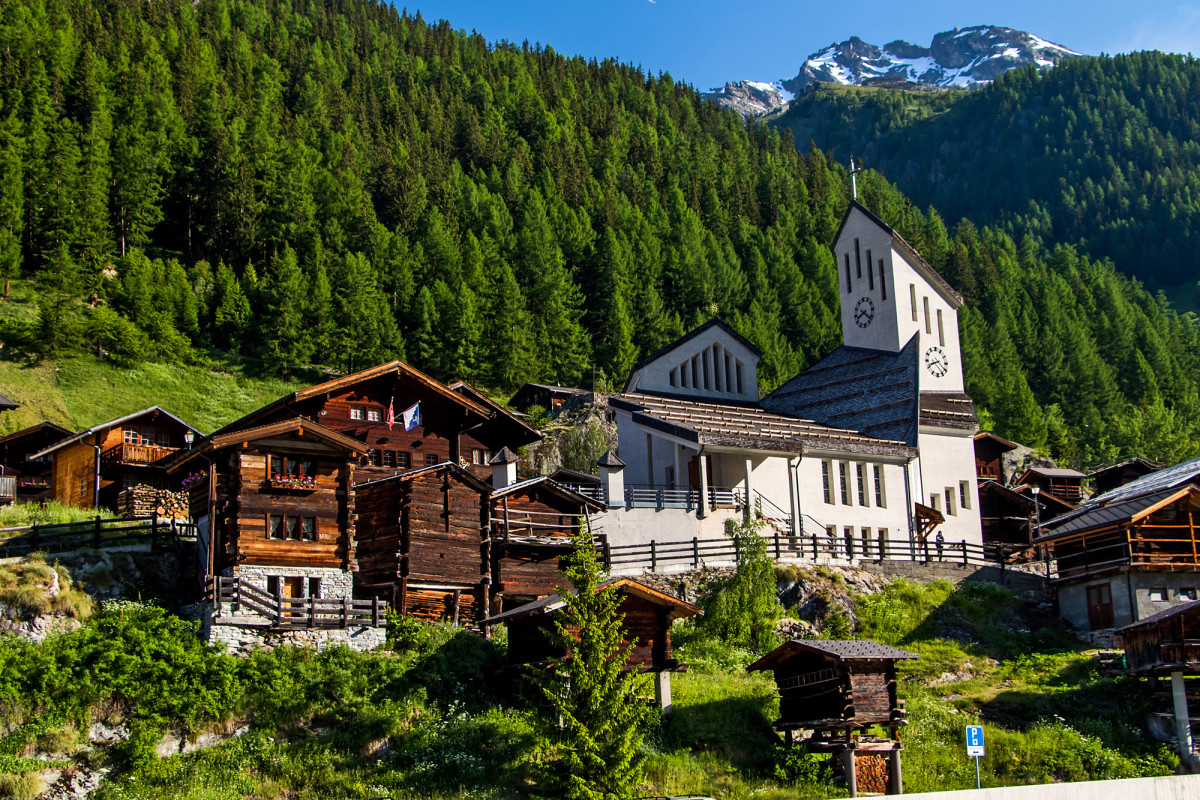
[184,430,195,449]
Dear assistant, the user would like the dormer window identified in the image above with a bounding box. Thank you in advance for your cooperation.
[350,407,365,421]
[367,408,382,422]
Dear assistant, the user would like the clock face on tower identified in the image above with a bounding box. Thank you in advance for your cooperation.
[853,297,875,328]
[924,346,950,378]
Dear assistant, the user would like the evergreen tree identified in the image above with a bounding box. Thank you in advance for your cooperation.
[542,533,650,800]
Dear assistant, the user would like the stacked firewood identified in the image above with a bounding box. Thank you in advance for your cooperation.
[856,754,889,795]
[118,485,190,520]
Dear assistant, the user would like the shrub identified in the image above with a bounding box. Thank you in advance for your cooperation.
[0,772,43,800]
[699,519,782,653]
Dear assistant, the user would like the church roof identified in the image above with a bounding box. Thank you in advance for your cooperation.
[610,393,914,458]
[760,335,977,447]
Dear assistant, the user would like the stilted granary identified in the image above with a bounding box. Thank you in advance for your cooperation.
[748,639,918,797]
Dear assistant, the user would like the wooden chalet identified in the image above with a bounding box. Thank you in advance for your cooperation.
[748,639,918,797]
[447,381,541,479]
[33,407,199,511]
[1090,458,1159,497]
[978,480,1037,549]
[1037,485,1200,631]
[1017,466,1086,505]
[1116,602,1200,759]
[0,422,71,502]
[508,382,588,413]
[167,417,366,592]
[354,462,492,624]
[207,361,536,485]
[489,473,605,612]
[479,577,701,709]
[974,431,1019,483]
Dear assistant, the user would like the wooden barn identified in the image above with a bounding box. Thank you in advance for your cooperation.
[748,639,918,797]
[508,382,588,413]
[446,381,542,479]
[479,577,701,708]
[974,431,1019,483]
[1116,601,1200,758]
[167,417,366,596]
[1016,466,1086,505]
[0,422,71,502]
[33,407,199,511]
[206,361,538,485]
[354,462,492,624]
[1090,458,1160,497]
[489,462,605,612]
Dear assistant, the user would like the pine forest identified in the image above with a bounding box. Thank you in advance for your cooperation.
[0,0,1198,469]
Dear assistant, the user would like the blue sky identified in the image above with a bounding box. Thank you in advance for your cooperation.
[403,1,1200,89]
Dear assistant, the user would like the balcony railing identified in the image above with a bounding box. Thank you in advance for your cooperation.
[622,484,743,511]
[101,443,179,466]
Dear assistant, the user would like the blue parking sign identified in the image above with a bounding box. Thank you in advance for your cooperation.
[966,725,985,757]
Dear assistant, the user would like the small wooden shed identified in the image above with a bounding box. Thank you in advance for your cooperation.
[748,639,918,797]
[479,577,701,709]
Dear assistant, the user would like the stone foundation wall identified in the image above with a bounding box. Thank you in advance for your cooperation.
[200,604,385,654]
[222,565,354,599]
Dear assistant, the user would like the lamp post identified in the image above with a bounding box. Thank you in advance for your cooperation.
[184,431,195,450]
[1032,486,1047,579]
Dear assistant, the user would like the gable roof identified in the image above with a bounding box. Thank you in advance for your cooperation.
[165,416,367,471]
[479,577,702,627]
[1020,466,1086,481]
[624,318,760,391]
[1087,458,1159,481]
[0,393,18,411]
[1116,595,1200,635]
[612,392,914,459]
[835,201,963,308]
[1035,485,1198,542]
[31,407,200,460]
[448,380,542,445]
[0,421,72,446]
[747,639,919,672]
[354,460,493,494]
[490,475,605,509]
[212,360,491,437]
[974,431,1020,451]
[762,335,923,445]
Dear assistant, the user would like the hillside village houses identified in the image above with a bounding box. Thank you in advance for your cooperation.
[606,201,983,554]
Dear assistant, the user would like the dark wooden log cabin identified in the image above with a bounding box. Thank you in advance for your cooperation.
[508,383,588,413]
[1090,458,1159,497]
[748,639,918,797]
[208,362,539,485]
[0,422,71,502]
[355,462,493,624]
[167,417,366,597]
[489,476,605,612]
[973,431,1019,483]
[1017,466,1086,505]
[479,577,701,672]
[447,381,542,480]
[34,407,199,511]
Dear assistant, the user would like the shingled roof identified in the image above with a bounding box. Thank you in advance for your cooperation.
[611,393,915,458]
[748,639,919,672]
[1035,486,1195,542]
[762,336,922,445]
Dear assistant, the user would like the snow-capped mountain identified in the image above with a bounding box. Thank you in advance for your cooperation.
[704,26,1080,118]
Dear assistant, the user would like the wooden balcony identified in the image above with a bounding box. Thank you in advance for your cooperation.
[102,443,179,466]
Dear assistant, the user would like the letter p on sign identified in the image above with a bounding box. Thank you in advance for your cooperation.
[966,725,985,757]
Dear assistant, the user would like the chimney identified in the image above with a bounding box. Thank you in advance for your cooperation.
[597,450,626,508]
[490,447,519,489]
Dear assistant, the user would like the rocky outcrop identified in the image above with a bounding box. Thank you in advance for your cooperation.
[701,81,792,118]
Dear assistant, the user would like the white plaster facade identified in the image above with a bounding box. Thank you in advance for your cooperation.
[624,320,760,402]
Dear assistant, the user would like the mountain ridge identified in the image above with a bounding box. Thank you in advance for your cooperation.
[705,25,1080,117]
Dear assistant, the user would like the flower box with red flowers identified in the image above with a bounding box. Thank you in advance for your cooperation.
[269,474,318,491]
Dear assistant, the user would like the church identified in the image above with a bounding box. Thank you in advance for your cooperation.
[610,201,982,552]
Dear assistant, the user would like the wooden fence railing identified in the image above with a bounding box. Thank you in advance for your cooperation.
[214,576,385,629]
[0,512,194,558]
[604,530,1018,573]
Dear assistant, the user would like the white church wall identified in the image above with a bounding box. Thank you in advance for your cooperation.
[836,212,901,353]
[792,456,914,547]
[625,324,759,401]
[914,428,983,547]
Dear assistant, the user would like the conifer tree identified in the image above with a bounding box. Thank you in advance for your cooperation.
[543,534,650,800]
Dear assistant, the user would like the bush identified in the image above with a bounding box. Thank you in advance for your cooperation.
[0,772,43,800]
[699,519,782,653]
